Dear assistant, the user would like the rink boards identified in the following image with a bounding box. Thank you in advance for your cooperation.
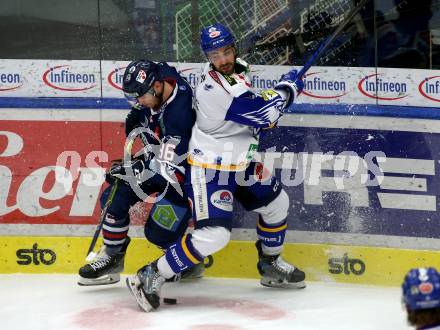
[1,108,440,285]
[1,59,440,285]
[2,236,440,286]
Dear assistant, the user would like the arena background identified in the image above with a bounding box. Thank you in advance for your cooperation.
[0,0,440,286]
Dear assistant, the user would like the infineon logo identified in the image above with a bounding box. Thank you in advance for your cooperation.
[0,72,23,91]
[42,65,97,91]
[302,72,349,99]
[107,66,126,90]
[358,73,408,101]
[179,68,200,89]
[418,76,440,102]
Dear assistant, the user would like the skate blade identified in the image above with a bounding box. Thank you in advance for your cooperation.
[166,270,205,283]
[181,271,204,282]
[126,276,155,313]
[260,278,306,289]
[78,273,120,286]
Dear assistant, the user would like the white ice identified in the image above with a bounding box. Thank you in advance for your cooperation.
[0,275,411,330]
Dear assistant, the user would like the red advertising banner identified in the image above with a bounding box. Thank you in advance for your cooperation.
[0,120,149,225]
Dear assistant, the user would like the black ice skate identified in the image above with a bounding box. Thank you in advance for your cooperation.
[256,240,306,289]
[78,237,131,286]
[182,261,206,280]
[126,260,165,312]
[166,259,207,282]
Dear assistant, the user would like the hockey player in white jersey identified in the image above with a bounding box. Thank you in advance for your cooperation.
[126,23,306,312]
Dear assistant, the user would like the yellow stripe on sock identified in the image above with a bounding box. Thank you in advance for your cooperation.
[181,235,200,264]
[257,222,287,233]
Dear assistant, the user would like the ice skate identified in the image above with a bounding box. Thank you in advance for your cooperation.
[126,260,165,312]
[182,261,205,280]
[166,260,206,282]
[256,240,306,289]
[78,237,131,286]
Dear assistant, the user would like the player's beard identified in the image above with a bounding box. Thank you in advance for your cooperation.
[213,55,236,75]
[218,62,234,75]
[151,87,163,110]
[209,50,237,75]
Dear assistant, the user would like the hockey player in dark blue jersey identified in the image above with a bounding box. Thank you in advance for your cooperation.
[78,60,203,285]
[402,267,440,329]
[126,24,306,313]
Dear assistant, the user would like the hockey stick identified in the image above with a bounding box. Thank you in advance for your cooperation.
[244,0,369,71]
[84,129,152,261]
[85,178,120,261]
[296,0,369,78]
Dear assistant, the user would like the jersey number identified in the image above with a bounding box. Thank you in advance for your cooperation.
[159,143,176,162]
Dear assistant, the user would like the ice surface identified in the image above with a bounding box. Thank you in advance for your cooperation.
[0,275,411,330]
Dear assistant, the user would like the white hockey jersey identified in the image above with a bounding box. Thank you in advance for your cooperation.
[188,59,287,171]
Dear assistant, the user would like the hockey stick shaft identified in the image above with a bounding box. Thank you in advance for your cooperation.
[85,130,151,257]
[86,178,120,256]
[297,0,369,78]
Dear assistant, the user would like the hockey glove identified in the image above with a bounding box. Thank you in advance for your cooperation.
[274,69,304,109]
[106,157,152,186]
[105,159,123,184]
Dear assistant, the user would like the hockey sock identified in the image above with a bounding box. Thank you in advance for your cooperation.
[256,216,287,256]
[163,234,204,275]
[102,213,129,256]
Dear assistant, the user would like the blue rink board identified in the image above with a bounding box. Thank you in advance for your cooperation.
[234,125,440,240]
[0,97,439,120]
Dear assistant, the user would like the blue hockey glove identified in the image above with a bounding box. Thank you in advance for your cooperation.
[274,69,304,108]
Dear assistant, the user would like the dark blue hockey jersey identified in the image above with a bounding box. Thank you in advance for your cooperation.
[124,62,195,185]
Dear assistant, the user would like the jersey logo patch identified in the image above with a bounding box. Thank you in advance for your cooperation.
[260,89,278,101]
[152,204,178,230]
[223,74,237,86]
[210,190,233,212]
[419,282,434,295]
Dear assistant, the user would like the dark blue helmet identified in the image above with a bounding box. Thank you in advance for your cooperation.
[402,267,440,310]
[200,23,235,54]
[122,60,159,98]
